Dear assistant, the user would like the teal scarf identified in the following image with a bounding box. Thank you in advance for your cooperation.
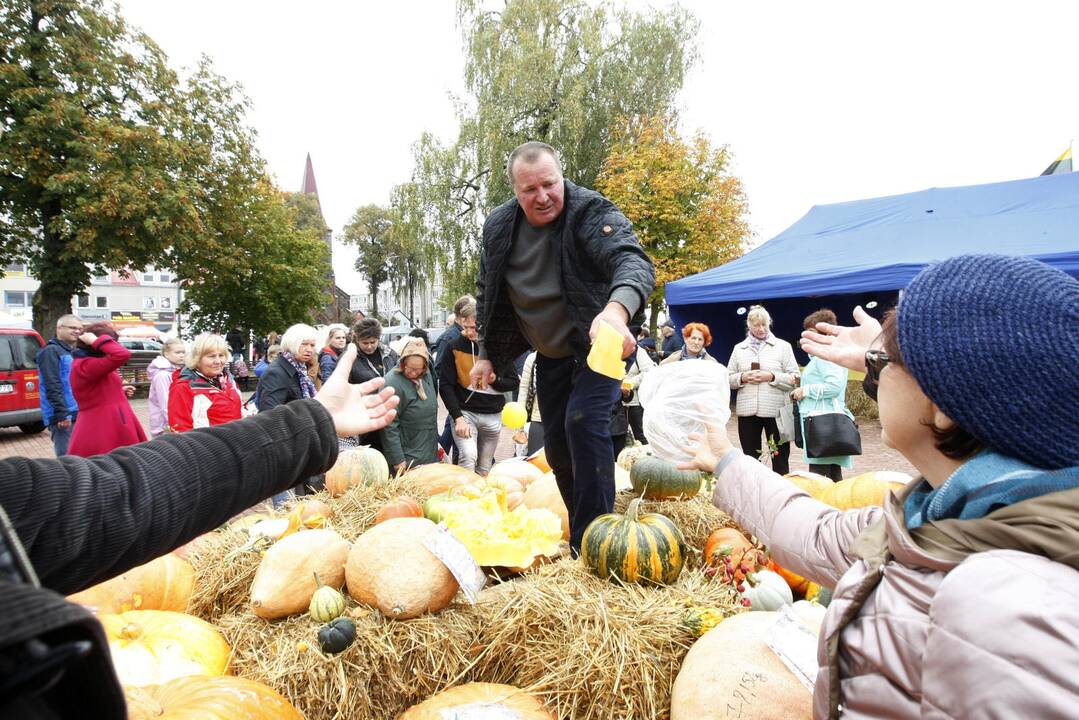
[905,450,1079,529]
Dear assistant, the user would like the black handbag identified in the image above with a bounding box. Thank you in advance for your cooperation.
[803,411,861,457]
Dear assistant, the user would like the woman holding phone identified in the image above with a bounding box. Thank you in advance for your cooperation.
[726,305,799,473]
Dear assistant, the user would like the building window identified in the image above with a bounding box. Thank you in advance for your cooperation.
[158,270,172,284]
[142,267,155,283]
[76,294,90,308]
[143,296,156,310]
[4,291,31,308]
[5,263,25,273]
[160,296,172,309]
[95,296,108,309]
[91,272,110,285]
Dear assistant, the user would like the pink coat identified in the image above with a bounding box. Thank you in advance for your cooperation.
[713,452,1079,719]
[68,337,147,457]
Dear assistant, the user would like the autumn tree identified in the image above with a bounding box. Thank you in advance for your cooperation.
[397,0,699,307]
[385,182,437,324]
[596,114,750,331]
[0,0,199,335]
[341,205,394,317]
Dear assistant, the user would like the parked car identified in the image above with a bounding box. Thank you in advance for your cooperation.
[0,328,46,434]
[119,337,163,361]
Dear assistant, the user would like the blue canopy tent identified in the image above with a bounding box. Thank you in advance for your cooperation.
[666,172,1079,363]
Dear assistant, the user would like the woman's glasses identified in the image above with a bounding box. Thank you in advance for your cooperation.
[862,349,890,401]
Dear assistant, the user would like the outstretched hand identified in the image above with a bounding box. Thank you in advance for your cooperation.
[315,343,399,437]
[677,420,734,475]
[799,305,881,372]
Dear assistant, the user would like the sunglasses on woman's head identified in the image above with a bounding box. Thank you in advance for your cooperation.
[862,349,890,401]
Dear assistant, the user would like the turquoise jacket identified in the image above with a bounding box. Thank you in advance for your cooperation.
[797,357,854,468]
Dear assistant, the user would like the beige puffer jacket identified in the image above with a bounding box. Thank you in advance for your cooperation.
[713,453,1079,719]
[727,335,799,418]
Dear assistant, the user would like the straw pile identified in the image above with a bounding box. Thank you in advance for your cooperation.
[187,471,746,719]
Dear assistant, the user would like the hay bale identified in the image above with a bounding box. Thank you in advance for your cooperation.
[845,379,878,419]
[470,559,742,720]
[218,603,484,720]
[614,490,736,568]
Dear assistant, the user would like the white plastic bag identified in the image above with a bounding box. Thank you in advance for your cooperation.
[639,360,731,464]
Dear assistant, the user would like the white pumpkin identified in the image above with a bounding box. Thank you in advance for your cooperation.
[791,599,828,633]
[740,569,794,611]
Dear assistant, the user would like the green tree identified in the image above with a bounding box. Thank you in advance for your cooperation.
[596,114,750,332]
[0,0,200,335]
[342,205,393,316]
[401,0,699,306]
[385,182,436,324]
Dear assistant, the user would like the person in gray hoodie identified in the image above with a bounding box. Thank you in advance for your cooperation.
[681,255,1079,719]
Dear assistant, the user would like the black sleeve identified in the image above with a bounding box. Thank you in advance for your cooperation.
[580,199,655,320]
[36,346,66,420]
[438,340,463,420]
[4,399,339,594]
[491,357,520,393]
[256,363,290,412]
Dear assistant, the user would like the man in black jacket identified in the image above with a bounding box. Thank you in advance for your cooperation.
[470,141,655,552]
[0,345,398,718]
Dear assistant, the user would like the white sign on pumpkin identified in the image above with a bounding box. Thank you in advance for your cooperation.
[422,524,486,604]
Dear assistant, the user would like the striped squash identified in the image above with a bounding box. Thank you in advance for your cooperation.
[325,446,390,497]
[629,455,702,500]
[581,498,686,585]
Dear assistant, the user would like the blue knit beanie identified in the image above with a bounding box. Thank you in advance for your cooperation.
[898,254,1079,469]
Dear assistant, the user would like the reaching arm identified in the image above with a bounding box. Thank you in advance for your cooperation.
[71,337,131,383]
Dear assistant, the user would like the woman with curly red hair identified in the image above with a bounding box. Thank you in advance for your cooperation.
[659,322,718,365]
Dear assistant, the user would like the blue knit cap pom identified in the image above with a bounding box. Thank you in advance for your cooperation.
[898,254,1079,469]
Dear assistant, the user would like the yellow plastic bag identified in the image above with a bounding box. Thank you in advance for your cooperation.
[587,321,626,380]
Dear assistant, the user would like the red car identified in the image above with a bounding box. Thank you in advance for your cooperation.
[0,328,46,433]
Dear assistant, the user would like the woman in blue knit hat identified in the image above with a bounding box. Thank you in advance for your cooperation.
[679,254,1079,718]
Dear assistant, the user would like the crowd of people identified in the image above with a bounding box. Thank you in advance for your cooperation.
[11,139,1077,718]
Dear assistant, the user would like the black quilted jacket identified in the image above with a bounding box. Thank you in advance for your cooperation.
[476,180,655,368]
[0,401,339,718]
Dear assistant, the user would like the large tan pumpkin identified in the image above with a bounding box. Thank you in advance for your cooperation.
[783,471,833,500]
[521,472,569,542]
[345,517,459,619]
[325,446,390,497]
[487,458,545,488]
[818,471,911,510]
[400,682,554,719]
[670,611,812,720]
[125,675,303,719]
[403,462,481,496]
[101,610,231,688]
[69,553,194,614]
[249,528,350,619]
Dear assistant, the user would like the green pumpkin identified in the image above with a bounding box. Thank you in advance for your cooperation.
[317,617,356,654]
[629,455,702,500]
[422,491,471,524]
[309,573,346,623]
[581,498,686,585]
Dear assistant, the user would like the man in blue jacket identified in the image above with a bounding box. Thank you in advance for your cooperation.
[36,314,82,456]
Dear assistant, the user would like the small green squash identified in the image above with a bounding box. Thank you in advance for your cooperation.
[581,498,686,585]
[317,617,356,654]
[308,573,345,622]
[629,455,702,501]
[422,492,471,524]
[739,569,794,611]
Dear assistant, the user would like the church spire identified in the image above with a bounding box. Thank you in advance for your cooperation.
[301,152,319,198]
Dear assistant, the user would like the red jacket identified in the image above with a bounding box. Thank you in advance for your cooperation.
[167,367,242,432]
[68,336,147,457]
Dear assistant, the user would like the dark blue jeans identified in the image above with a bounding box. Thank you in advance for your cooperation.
[535,354,621,553]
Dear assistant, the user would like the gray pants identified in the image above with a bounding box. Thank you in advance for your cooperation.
[453,410,502,475]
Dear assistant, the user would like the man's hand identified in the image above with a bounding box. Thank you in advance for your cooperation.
[800,305,881,373]
[393,461,407,475]
[469,359,495,390]
[454,416,472,439]
[315,344,398,437]
[589,302,635,359]
[123,384,136,398]
[57,418,71,430]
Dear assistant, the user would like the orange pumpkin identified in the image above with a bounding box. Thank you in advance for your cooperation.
[487,458,545,488]
[819,472,911,510]
[125,675,303,719]
[768,560,813,596]
[68,553,194,614]
[469,474,526,509]
[375,496,423,524]
[299,500,333,526]
[325,447,389,497]
[526,447,551,474]
[703,528,766,583]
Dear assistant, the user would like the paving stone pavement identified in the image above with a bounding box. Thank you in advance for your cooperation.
[3,393,916,480]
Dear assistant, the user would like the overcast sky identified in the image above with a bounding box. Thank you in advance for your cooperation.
[117,0,1079,296]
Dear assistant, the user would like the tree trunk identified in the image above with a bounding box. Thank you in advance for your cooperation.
[369,279,379,316]
[32,200,85,338]
[649,298,660,336]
